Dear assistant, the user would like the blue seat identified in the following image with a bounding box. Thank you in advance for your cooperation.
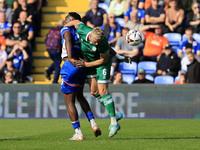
[118,61,137,74]
[138,61,157,74]
[122,74,135,84]
[154,76,174,84]
[135,74,154,81]
[115,18,125,27]
[163,33,182,46]
[175,76,180,82]
[98,3,109,12]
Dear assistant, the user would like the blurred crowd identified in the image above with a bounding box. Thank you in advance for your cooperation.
[0,0,44,84]
[82,0,200,84]
[1,0,200,84]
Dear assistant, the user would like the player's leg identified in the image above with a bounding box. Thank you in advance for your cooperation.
[96,59,121,137]
[87,77,105,107]
[76,90,101,137]
[63,93,84,140]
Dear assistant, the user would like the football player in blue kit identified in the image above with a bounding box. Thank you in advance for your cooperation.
[60,12,101,141]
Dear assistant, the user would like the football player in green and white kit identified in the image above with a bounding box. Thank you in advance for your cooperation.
[65,15,129,137]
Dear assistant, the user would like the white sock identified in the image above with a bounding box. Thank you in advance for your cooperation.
[111,117,117,125]
[90,118,97,127]
[75,128,82,135]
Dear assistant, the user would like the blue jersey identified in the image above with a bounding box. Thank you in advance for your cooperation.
[60,26,86,94]
[0,22,12,38]
[13,54,24,73]
[125,8,145,23]
[60,26,81,59]
[179,39,200,54]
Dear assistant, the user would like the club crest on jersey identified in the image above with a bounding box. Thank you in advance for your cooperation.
[91,46,97,52]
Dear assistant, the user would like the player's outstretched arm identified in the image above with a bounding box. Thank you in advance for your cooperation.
[64,20,82,29]
[109,47,131,64]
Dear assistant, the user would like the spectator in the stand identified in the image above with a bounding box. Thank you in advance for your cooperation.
[124,0,145,24]
[133,69,154,84]
[18,11,34,41]
[0,12,12,38]
[124,11,144,30]
[187,2,200,33]
[82,0,108,28]
[145,0,165,26]
[26,0,42,36]
[139,24,169,61]
[0,35,6,50]
[113,27,140,66]
[0,0,13,23]
[101,13,121,47]
[0,49,7,80]
[3,70,17,84]
[6,22,28,54]
[6,22,32,81]
[110,27,140,79]
[12,0,35,24]
[3,58,23,83]
[107,0,126,18]
[180,43,200,71]
[151,45,180,78]
[125,0,145,12]
[186,51,200,83]
[7,44,28,77]
[178,28,200,57]
[113,71,125,84]
[44,20,62,84]
[5,0,18,12]
[144,0,170,10]
[174,70,186,84]
[163,0,184,34]
[181,0,194,14]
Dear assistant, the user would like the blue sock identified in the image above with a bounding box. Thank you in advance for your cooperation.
[86,112,94,122]
[71,120,80,129]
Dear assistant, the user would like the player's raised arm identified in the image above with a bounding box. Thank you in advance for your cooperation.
[64,20,82,29]
[109,47,131,63]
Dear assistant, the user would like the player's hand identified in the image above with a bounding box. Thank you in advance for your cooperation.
[124,57,132,64]
[74,58,85,67]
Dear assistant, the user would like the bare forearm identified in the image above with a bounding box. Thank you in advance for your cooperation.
[84,58,107,67]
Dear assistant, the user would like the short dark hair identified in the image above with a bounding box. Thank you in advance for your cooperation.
[63,12,81,26]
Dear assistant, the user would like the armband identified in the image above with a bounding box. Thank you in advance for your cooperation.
[115,53,125,60]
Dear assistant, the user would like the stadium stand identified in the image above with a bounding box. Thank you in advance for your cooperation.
[115,18,125,27]
[32,0,90,84]
[137,61,157,74]
[154,75,174,84]
[98,3,109,12]
[122,74,135,84]
[118,61,137,74]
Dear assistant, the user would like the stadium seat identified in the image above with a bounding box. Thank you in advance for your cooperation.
[154,76,174,84]
[182,33,200,43]
[122,74,135,84]
[175,76,180,82]
[163,33,182,46]
[98,3,109,12]
[118,61,137,74]
[115,18,125,27]
[135,74,154,81]
[138,61,157,74]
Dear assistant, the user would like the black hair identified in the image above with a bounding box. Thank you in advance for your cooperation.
[68,12,81,21]
[63,12,81,26]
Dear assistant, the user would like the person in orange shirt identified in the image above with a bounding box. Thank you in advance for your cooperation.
[174,70,186,84]
[0,35,6,50]
[139,24,169,61]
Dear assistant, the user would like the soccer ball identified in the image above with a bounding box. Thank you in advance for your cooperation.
[126,30,142,46]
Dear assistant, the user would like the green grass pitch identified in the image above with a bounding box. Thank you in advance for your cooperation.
[0,119,200,150]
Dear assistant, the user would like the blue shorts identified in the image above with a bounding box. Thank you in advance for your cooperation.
[60,61,86,94]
